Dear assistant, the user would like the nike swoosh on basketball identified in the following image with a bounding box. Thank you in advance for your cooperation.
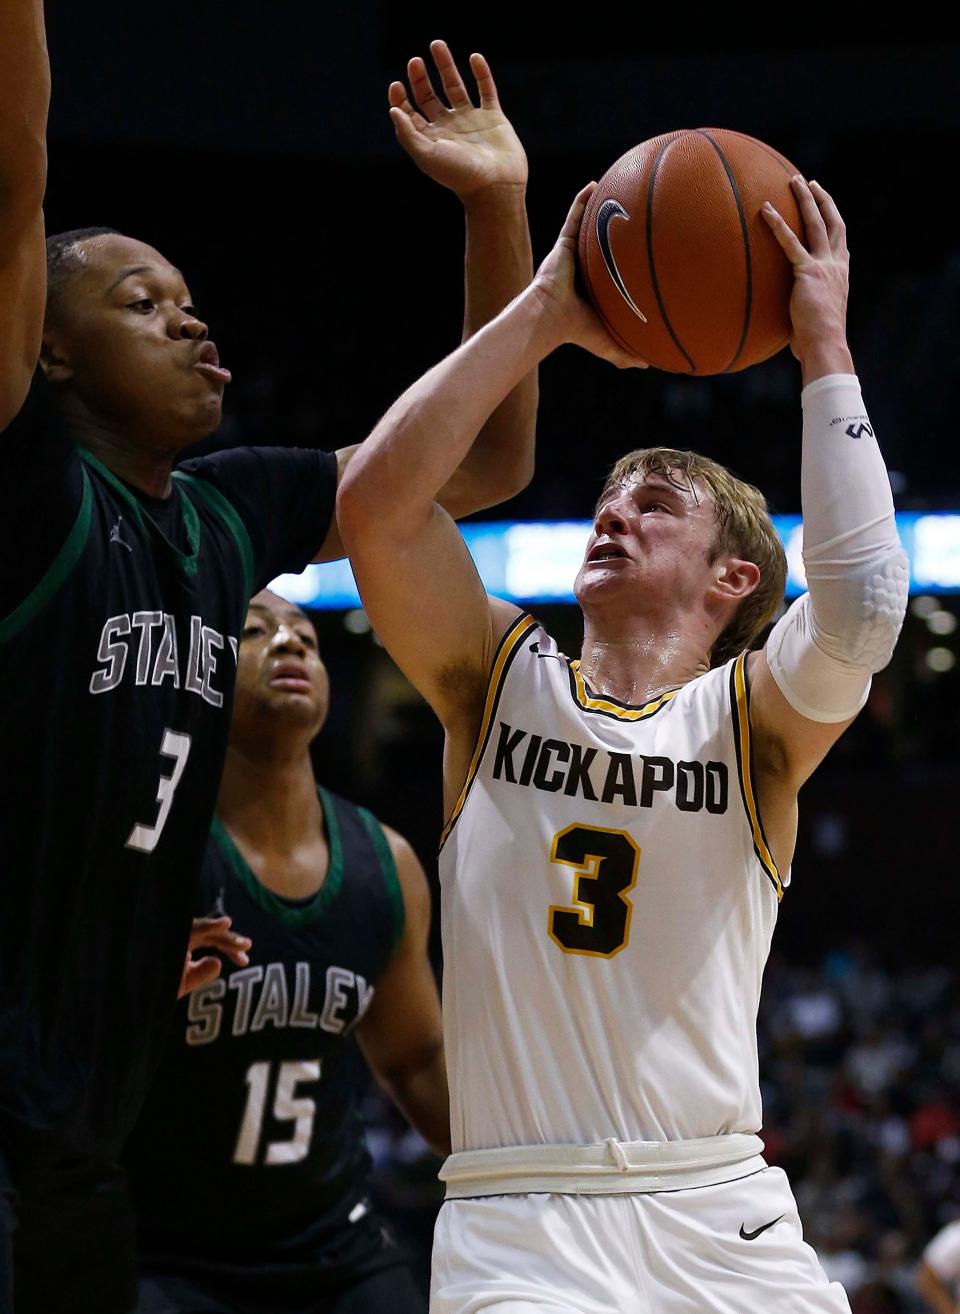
[739,1215,784,1241]
[595,199,648,323]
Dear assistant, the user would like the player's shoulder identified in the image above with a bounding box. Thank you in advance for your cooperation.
[320,785,398,873]
[663,652,747,733]
[494,610,557,665]
[525,621,561,661]
[483,613,568,706]
[3,368,55,435]
[178,445,334,485]
[2,369,78,466]
[176,445,259,494]
[317,781,372,827]
[320,788,412,947]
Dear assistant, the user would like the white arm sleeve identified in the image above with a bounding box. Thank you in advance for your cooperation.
[765,374,908,724]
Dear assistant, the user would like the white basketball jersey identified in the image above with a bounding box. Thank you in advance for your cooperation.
[439,614,785,1152]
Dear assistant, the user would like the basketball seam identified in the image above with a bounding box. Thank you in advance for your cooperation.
[698,130,753,374]
[646,134,697,374]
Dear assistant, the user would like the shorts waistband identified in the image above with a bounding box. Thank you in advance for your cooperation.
[440,1132,766,1198]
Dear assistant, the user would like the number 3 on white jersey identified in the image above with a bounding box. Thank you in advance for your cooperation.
[548,824,640,958]
[126,728,192,854]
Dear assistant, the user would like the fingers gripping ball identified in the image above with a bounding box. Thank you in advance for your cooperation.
[578,129,805,375]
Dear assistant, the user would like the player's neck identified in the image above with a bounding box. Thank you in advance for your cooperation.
[579,622,710,705]
[61,398,176,498]
[218,741,322,854]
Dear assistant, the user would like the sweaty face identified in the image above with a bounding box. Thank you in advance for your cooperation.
[43,234,230,448]
[232,592,330,740]
[574,472,722,616]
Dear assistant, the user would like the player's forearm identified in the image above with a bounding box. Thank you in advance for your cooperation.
[338,287,558,538]
[764,373,907,725]
[462,185,531,343]
[797,333,854,389]
[445,185,538,511]
[916,1263,958,1314]
[761,373,903,730]
[0,0,49,203]
[379,1044,451,1158]
[799,372,905,659]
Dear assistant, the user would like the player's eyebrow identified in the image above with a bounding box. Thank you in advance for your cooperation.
[248,601,309,625]
[596,477,690,517]
[637,479,692,505]
[108,264,185,293]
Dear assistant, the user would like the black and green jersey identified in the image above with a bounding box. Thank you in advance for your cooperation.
[124,787,404,1286]
[0,375,337,1155]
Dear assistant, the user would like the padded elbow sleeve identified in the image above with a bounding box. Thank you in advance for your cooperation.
[765,374,908,723]
[766,584,906,725]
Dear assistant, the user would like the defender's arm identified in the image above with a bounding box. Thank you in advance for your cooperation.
[393,41,537,515]
[313,43,534,563]
[0,0,49,431]
[916,1261,959,1314]
[355,829,449,1158]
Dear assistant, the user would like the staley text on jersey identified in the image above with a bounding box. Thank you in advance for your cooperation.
[185,961,375,1046]
[89,610,238,706]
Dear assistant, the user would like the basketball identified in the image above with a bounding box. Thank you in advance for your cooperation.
[578,129,805,375]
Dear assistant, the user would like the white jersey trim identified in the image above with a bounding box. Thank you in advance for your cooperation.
[440,612,539,850]
[729,651,783,900]
[440,1132,767,1197]
[565,660,681,723]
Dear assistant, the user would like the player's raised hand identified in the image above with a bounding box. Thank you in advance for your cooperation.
[762,176,852,370]
[388,40,527,198]
[177,915,252,999]
[531,184,648,370]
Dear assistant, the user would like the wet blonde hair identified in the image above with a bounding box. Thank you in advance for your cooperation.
[598,447,787,668]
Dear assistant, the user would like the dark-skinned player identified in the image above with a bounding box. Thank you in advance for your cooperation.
[0,10,534,1311]
[126,590,447,1314]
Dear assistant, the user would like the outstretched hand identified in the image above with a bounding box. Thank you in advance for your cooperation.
[177,915,252,999]
[388,39,527,198]
[531,184,648,370]
[762,176,852,371]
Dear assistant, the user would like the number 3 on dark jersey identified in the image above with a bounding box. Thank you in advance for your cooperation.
[547,824,640,958]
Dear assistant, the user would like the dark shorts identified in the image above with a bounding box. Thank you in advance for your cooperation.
[136,1210,425,1314]
[137,1262,425,1314]
[0,1126,137,1314]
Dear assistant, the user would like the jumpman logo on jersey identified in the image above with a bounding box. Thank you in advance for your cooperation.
[109,517,133,553]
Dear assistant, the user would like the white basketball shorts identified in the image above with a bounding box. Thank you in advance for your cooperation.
[430,1166,851,1314]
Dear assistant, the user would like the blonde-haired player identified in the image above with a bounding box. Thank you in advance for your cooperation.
[338,176,907,1313]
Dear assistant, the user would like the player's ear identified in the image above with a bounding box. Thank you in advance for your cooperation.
[711,557,760,604]
[38,330,74,385]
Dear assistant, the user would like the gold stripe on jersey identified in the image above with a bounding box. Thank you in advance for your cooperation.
[731,652,783,900]
[439,613,539,850]
[568,661,680,722]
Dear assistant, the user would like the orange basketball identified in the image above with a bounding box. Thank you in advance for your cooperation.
[578,129,804,375]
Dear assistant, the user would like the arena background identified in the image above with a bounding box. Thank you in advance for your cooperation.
[43,7,959,1308]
